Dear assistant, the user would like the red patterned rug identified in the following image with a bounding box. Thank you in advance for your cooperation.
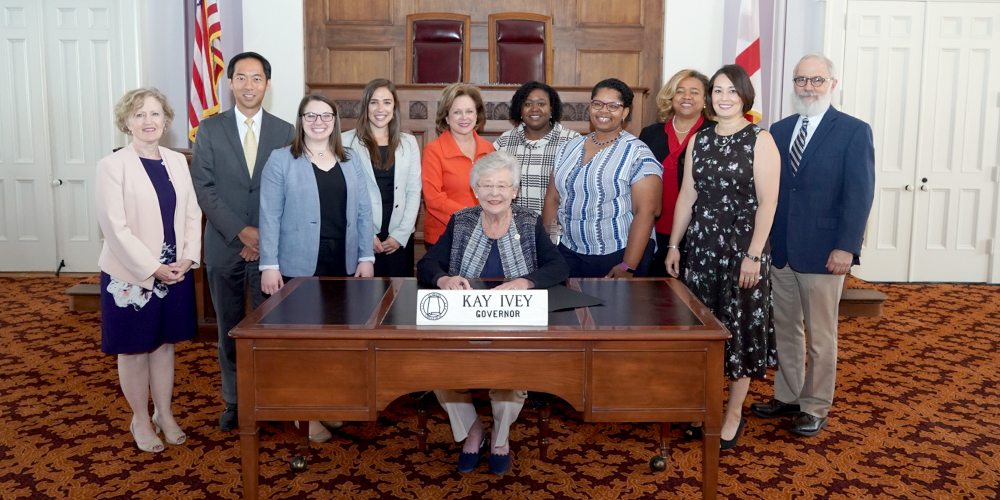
[0,277,998,499]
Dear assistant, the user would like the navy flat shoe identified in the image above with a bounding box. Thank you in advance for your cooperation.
[457,438,488,474]
[489,452,511,475]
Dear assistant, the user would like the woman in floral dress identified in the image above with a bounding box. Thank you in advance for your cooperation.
[665,65,780,449]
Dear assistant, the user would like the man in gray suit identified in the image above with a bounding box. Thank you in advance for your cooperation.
[191,52,294,431]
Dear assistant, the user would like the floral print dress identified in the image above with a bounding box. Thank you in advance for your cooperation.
[683,123,776,379]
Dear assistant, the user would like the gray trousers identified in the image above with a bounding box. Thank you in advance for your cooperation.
[771,265,845,419]
[207,260,264,405]
[434,389,527,447]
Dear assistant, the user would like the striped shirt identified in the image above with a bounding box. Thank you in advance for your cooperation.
[494,123,581,215]
[552,131,661,255]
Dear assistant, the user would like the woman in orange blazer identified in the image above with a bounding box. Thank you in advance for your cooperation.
[421,83,494,246]
[96,88,202,453]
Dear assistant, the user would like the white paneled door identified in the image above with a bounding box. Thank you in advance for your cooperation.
[0,1,58,270]
[0,0,138,272]
[841,1,1000,282]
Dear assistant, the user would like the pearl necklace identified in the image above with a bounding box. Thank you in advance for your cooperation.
[671,118,694,135]
[589,131,622,147]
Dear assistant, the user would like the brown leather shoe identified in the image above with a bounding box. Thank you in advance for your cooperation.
[750,399,801,419]
[788,413,827,436]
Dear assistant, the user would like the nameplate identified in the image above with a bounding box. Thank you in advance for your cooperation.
[416,289,548,326]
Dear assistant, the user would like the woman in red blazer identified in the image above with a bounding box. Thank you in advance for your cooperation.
[96,88,202,453]
[421,83,494,246]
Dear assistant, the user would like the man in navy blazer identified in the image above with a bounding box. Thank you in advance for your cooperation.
[750,54,875,437]
[190,52,294,431]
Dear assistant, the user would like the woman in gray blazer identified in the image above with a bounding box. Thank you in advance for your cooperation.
[343,79,422,277]
[258,94,375,441]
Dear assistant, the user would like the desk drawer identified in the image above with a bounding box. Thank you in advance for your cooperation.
[375,345,585,410]
[590,346,708,413]
[252,345,368,409]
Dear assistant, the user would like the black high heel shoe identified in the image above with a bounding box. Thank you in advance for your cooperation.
[720,417,745,450]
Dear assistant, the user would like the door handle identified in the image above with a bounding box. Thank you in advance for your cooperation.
[904,184,913,192]
[52,179,63,186]
[920,184,928,192]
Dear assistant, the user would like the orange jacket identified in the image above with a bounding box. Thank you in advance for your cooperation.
[420,129,494,244]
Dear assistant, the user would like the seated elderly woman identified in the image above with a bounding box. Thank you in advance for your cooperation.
[417,150,569,475]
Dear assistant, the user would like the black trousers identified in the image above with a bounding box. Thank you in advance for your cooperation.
[557,239,656,278]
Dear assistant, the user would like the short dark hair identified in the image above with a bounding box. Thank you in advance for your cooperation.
[227,52,271,80]
[435,83,486,135]
[708,64,754,115]
[508,81,563,124]
[591,78,634,122]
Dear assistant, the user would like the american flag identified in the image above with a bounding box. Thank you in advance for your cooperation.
[735,0,762,124]
[188,0,223,142]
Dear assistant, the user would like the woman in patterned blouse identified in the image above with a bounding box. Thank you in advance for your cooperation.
[494,81,580,215]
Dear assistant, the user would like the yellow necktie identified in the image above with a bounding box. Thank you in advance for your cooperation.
[243,117,257,176]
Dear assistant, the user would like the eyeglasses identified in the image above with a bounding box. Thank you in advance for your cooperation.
[590,100,623,112]
[476,183,514,193]
[792,76,834,87]
[302,112,335,122]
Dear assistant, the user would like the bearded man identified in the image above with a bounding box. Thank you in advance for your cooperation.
[749,53,876,437]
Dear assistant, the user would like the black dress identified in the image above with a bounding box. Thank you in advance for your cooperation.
[683,124,776,379]
[100,157,196,354]
[372,145,413,277]
[313,162,349,277]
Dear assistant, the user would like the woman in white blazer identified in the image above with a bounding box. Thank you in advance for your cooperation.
[96,88,202,453]
[342,78,422,277]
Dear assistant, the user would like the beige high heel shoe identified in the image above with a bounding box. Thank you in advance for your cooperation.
[130,422,164,453]
[152,411,187,445]
[295,421,333,443]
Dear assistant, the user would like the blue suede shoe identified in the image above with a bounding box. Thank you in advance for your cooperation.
[457,438,488,474]
[489,452,511,476]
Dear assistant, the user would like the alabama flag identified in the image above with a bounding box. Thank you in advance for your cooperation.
[735,0,762,123]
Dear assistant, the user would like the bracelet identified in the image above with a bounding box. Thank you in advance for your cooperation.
[745,253,762,262]
[665,245,680,250]
[619,261,636,274]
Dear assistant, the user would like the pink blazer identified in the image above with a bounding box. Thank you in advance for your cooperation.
[96,143,202,289]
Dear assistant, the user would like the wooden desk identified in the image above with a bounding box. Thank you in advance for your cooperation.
[232,277,729,500]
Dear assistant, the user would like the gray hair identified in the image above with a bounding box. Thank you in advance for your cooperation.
[469,150,521,190]
[797,52,836,79]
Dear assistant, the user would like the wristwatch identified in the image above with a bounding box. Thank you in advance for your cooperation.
[619,262,636,274]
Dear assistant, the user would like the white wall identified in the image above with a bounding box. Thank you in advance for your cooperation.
[241,0,303,125]
[142,1,187,148]
[663,0,726,83]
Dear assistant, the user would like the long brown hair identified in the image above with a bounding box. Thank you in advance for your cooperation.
[353,79,400,170]
[289,93,348,161]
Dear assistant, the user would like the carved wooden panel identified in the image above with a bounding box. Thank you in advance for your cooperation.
[578,51,641,88]
[325,49,393,84]
[578,0,642,26]
[324,0,391,24]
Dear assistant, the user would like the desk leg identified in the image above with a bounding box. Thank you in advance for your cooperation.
[702,431,719,500]
[296,421,311,465]
[239,426,260,500]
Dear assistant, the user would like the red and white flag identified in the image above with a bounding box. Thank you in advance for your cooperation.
[735,0,763,123]
[188,0,224,142]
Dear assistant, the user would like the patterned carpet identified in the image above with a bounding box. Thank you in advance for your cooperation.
[0,276,998,499]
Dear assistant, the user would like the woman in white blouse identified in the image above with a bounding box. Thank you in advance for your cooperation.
[343,78,423,276]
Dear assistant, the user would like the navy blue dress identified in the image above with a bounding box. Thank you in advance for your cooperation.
[100,157,196,354]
